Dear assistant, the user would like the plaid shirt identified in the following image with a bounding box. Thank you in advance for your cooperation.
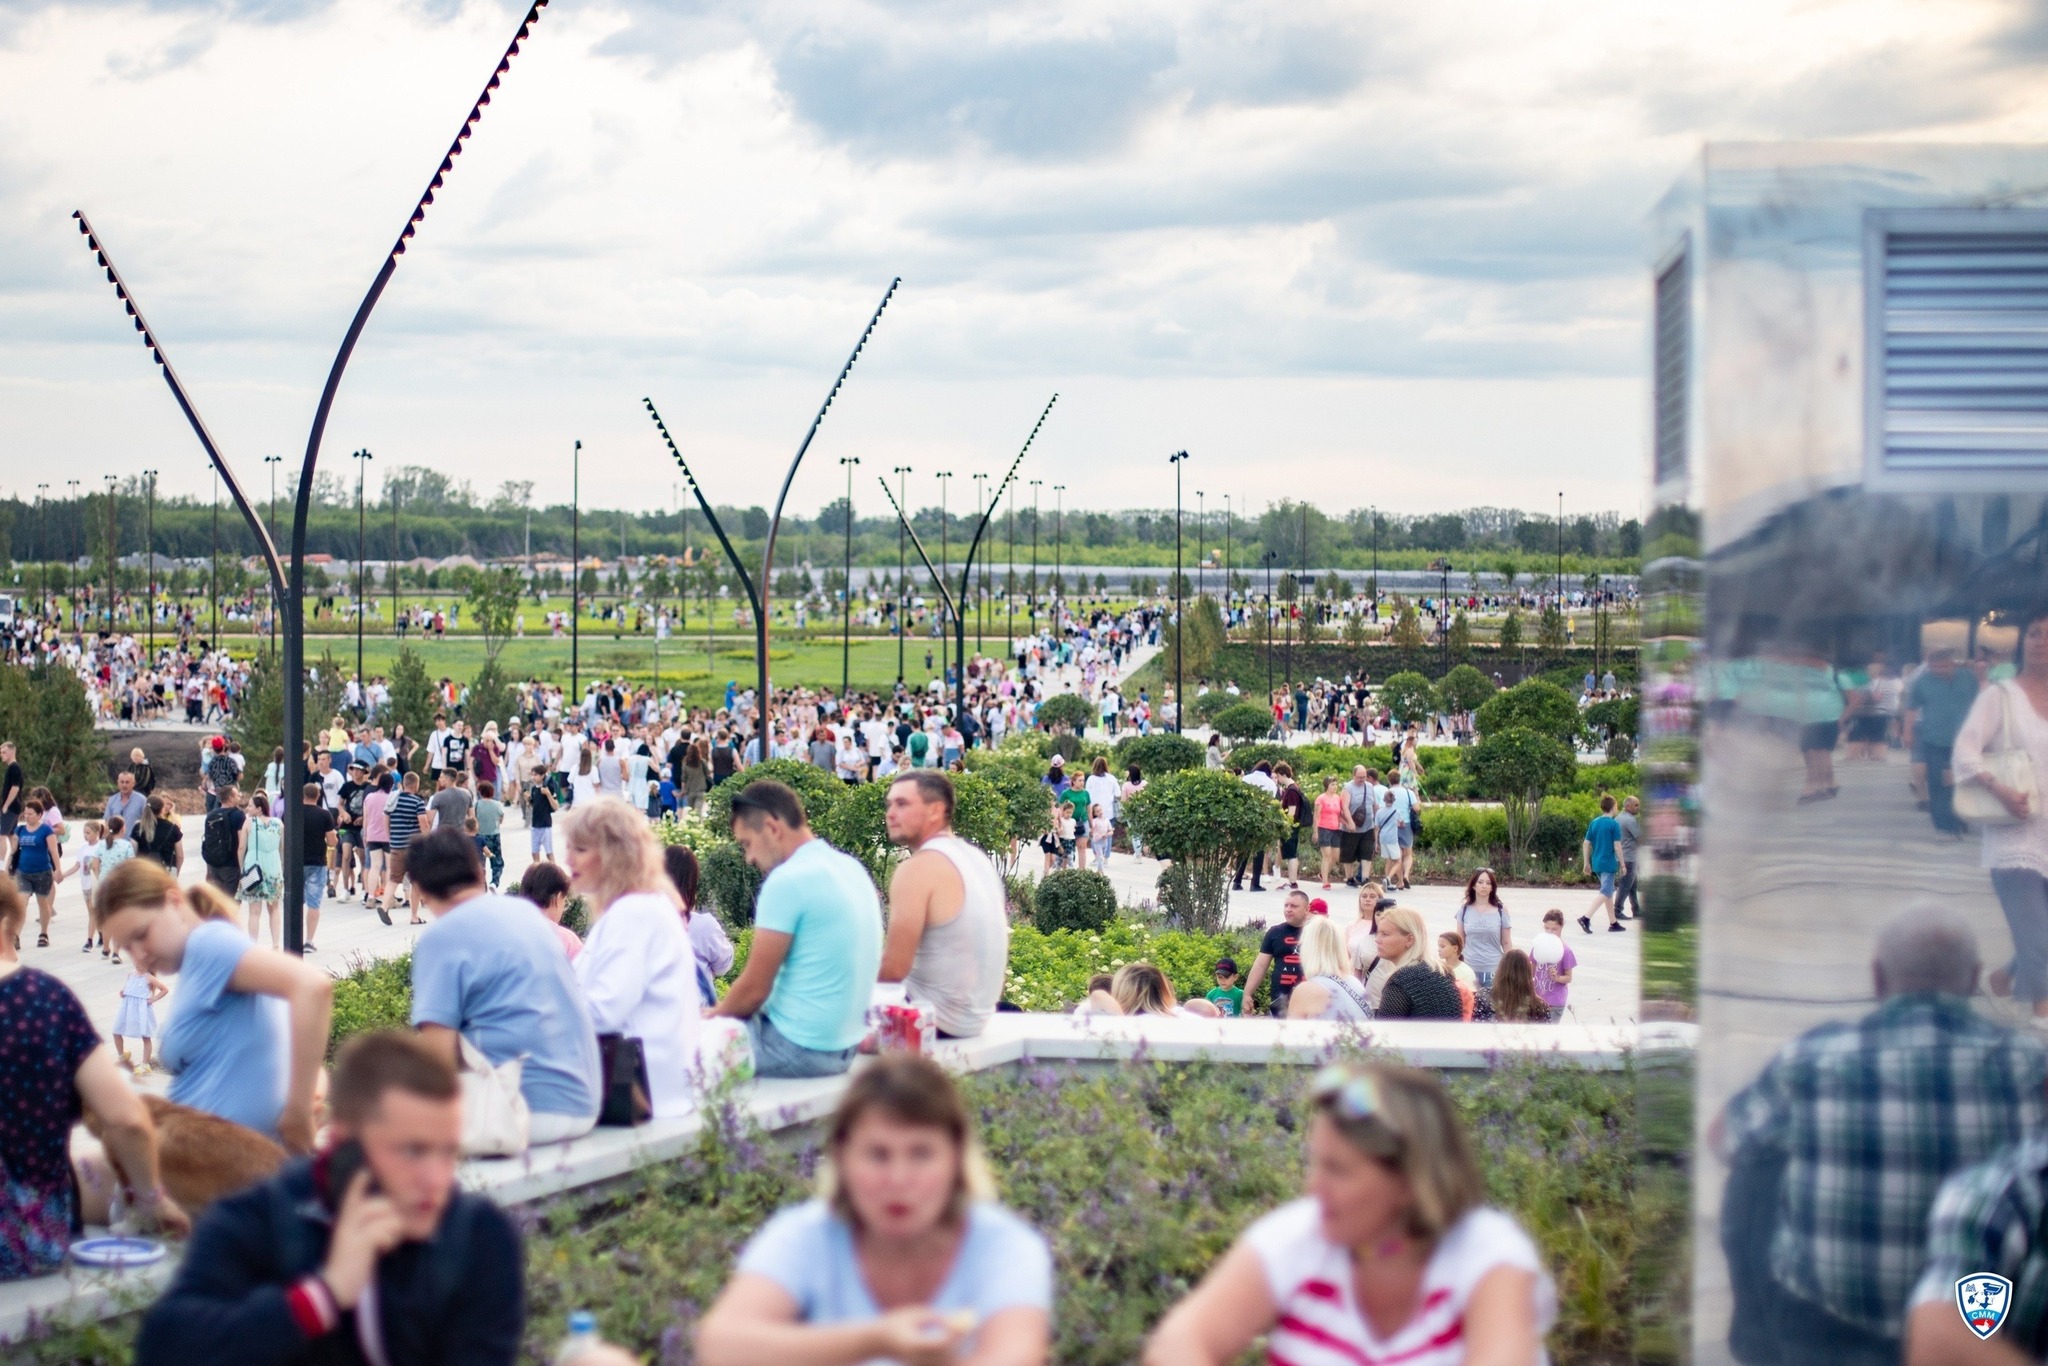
[1723,993,2048,1337]
[1911,1135,2048,1354]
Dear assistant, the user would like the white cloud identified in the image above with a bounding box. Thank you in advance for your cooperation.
[1,0,2044,520]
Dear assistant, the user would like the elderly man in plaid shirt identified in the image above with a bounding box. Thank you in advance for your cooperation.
[1716,909,2048,1364]
[1904,1134,2048,1363]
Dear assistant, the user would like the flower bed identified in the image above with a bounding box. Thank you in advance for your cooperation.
[519,1055,1637,1365]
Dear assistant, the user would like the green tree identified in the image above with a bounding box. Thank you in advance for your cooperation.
[1465,728,1578,870]
[1378,672,1438,726]
[1499,607,1524,652]
[705,758,847,831]
[1123,768,1290,932]
[466,657,521,734]
[464,566,523,664]
[1390,603,1424,648]
[1164,593,1224,685]
[1447,612,1472,657]
[385,646,439,769]
[1437,664,1496,716]
[1476,680,1582,747]
[230,648,347,783]
[1034,693,1093,733]
[0,663,106,809]
[1538,603,1568,651]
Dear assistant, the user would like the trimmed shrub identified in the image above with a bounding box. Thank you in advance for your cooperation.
[328,952,413,1059]
[1476,680,1583,746]
[1033,868,1118,934]
[1111,731,1205,778]
[704,758,846,830]
[1188,689,1238,724]
[1377,671,1438,725]
[700,840,764,926]
[1209,701,1275,742]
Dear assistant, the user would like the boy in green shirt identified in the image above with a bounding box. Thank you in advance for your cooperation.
[1206,957,1245,1017]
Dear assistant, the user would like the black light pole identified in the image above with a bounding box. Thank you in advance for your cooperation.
[946,394,1056,723]
[1005,483,1015,655]
[893,465,911,683]
[210,470,218,646]
[571,439,580,704]
[972,473,986,653]
[34,485,47,622]
[1169,451,1187,732]
[936,471,951,689]
[1223,494,1231,612]
[1263,548,1277,699]
[1371,504,1379,619]
[1440,558,1452,676]
[1196,489,1204,603]
[1028,480,1042,639]
[390,481,401,638]
[353,449,371,683]
[103,475,118,635]
[263,454,281,651]
[65,480,80,631]
[1555,490,1563,606]
[144,469,156,656]
[839,454,858,696]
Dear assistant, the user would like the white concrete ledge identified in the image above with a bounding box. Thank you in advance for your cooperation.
[2,1014,1686,1344]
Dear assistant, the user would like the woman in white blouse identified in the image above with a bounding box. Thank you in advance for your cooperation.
[1956,609,2048,1024]
[563,797,699,1118]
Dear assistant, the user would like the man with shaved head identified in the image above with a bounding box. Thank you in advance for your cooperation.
[1714,908,2048,1364]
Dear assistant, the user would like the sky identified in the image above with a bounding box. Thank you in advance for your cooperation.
[3,0,2047,523]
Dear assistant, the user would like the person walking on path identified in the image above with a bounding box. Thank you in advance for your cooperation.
[1578,795,1626,935]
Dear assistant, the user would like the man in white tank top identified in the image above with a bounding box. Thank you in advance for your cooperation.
[880,771,1010,1039]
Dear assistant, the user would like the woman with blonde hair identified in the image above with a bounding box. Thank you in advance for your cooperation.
[698,1053,1052,1366]
[1287,915,1371,1021]
[94,859,333,1152]
[563,796,698,1118]
[1367,906,1463,1020]
[1083,963,1222,1019]
[1145,1062,1554,1366]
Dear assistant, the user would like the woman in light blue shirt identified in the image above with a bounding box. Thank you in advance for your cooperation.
[697,1055,1053,1366]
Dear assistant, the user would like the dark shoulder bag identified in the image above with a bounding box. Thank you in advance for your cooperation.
[596,1034,652,1127]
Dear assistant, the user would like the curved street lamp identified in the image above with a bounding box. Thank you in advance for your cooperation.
[73,0,557,951]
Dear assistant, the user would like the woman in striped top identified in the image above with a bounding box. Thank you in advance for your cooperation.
[1145,1063,1554,1366]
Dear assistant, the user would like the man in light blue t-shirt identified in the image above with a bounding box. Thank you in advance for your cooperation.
[405,827,601,1143]
[714,779,883,1078]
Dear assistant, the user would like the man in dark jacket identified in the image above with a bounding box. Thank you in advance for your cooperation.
[137,1031,524,1366]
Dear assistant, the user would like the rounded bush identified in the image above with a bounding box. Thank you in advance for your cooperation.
[700,840,764,926]
[1034,693,1093,733]
[1033,868,1118,934]
[1209,702,1275,742]
[1189,690,1239,724]
[704,758,845,830]
[1111,732,1205,777]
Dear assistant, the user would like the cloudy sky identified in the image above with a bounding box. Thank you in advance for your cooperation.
[3,0,2046,522]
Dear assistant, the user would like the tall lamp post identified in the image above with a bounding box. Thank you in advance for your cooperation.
[210,470,219,646]
[935,471,951,689]
[971,472,986,652]
[1004,483,1015,655]
[645,400,765,711]
[1438,557,1452,677]
[389,480,401,639]
[143,469,156,656]
[1169,452,1188,732]
[103,475,118,635]
[352,449,372,683]
[34,485,48,622]
[65,480,80,629]
[839,455,859,696]
[1195,489,1204,603]
[1555,491,1563,607]
[1223,493,1233,615]
[1262,548,1278,699]
[571,440,580,705]
[892,465,911,683]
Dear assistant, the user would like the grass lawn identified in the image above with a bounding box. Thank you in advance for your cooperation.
[293,631,1007,693]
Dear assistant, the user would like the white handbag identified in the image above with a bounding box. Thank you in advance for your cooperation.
[457,1035,530,1157]
[1954,683,2040,828]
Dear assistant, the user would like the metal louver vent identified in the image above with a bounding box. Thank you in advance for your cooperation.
[1868,210,2048,488]
[1653,247,1689,486]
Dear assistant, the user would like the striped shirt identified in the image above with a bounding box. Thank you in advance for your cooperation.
[1911,1134,2048,1354]
[1246,1199,1554,1366]
[385,792,428,850]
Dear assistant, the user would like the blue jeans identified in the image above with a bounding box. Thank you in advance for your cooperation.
[747,1014,855,1079]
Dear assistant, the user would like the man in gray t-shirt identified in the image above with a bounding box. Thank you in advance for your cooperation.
[426,772,473,836]
[1341,766,1376,884]
[1615,795,1643,919]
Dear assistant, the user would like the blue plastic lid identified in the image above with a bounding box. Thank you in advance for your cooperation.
[567,1311,596,1335]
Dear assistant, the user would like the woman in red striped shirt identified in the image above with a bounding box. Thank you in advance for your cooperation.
[1144,1063,1555,1366]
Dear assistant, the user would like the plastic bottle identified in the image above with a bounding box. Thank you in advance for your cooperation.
[553,1310,600,1365]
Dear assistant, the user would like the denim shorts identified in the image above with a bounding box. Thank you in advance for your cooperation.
[303,866,327,910]
[1598,870,1616,897]
[747,1014,855,1079]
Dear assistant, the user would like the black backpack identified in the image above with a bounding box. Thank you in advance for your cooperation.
[201,809,236,868]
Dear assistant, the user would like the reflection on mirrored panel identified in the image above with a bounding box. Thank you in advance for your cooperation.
[1644,144,2048,1366]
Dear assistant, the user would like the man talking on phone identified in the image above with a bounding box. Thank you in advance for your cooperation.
[136,1031,525,1365]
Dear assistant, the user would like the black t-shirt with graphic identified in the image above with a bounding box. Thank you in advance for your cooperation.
[1260,921,1305,998]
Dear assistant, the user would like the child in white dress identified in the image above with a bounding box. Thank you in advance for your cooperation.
[112,967,168,1074]
[74,821,107,955]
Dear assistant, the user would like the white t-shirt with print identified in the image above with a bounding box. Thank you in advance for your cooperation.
[1246,1199,1555,1366]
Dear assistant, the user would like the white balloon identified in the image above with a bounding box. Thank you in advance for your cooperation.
[1531,932,1565,966]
